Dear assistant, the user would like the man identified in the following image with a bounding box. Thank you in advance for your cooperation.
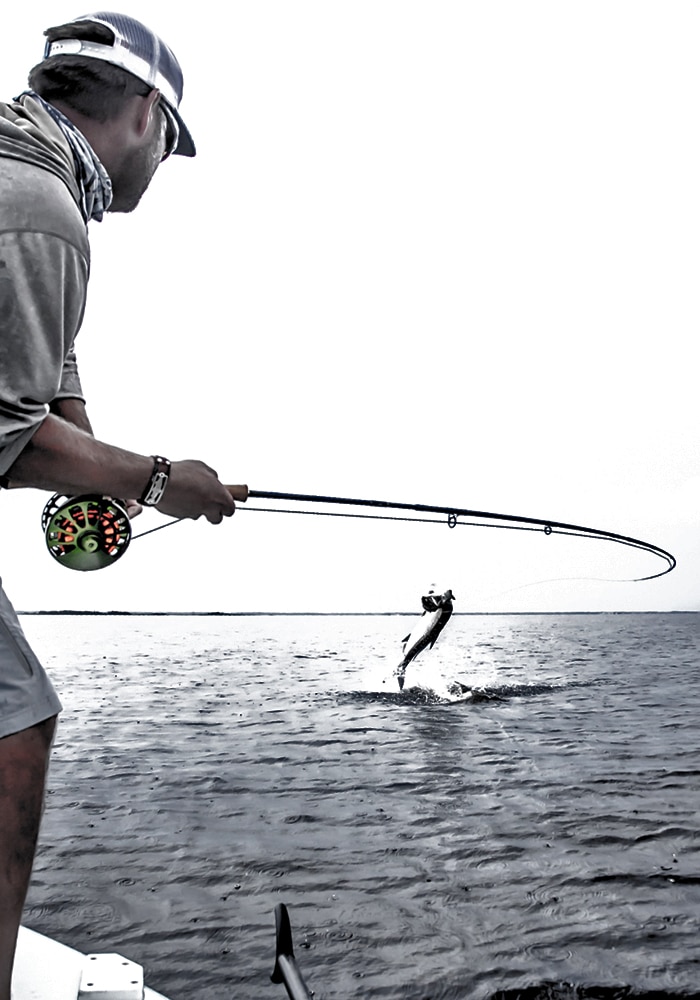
[0,13,235,996]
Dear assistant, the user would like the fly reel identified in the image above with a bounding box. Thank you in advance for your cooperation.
[42,494,132,571]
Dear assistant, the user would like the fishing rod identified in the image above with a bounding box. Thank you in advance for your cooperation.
[40,486,676,581]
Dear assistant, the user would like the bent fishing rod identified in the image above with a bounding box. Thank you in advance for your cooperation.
[40,485,677,582]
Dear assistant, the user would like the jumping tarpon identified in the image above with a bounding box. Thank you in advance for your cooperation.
[395,589,455,691]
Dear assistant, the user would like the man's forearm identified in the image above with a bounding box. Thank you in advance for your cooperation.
[4,414,152,498]
[4,416,237,526]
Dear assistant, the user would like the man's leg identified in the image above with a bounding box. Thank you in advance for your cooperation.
[0,716,56,1000]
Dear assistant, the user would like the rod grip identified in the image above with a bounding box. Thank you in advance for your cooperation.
[226,484,249,502]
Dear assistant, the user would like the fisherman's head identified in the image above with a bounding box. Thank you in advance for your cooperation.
[29,12,195,211]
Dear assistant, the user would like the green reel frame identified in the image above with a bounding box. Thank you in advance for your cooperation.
[42,494,132,571]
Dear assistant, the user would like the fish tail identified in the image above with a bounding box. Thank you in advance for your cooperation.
[394,663,406,691]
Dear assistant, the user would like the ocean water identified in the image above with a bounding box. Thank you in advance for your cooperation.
[18,611,700,1000]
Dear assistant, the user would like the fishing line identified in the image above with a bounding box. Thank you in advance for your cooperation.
[134,507,560,536]
[41,487,677,581]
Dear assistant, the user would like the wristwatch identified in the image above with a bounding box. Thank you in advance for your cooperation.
[139,455,171,506]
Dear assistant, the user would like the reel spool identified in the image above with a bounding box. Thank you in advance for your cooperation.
[42,494,132,571]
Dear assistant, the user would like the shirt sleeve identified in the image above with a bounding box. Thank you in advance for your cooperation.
[55,346,84,401]
[0,229,88,475]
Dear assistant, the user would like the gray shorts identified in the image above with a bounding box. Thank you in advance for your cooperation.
[0,581,62,738]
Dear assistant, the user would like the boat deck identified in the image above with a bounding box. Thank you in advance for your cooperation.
[12,926,170,1000]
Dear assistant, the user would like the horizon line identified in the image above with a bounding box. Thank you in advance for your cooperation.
[16,609,697,617]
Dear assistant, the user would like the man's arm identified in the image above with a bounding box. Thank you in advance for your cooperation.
[49,397,93,435]
[47,397,145,516]
[4,415,235,524]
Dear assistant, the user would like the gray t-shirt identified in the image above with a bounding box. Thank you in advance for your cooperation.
[0,96,90,475]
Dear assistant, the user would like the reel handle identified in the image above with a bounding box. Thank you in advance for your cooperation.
[226,484,249,502]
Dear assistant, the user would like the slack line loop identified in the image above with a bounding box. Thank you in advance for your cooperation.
[61,486,674,580]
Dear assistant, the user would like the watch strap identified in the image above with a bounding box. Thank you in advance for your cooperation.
[139,455,171,506]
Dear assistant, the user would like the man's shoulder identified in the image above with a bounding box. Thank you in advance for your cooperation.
[0,155,88,258]
[0,97,86,248]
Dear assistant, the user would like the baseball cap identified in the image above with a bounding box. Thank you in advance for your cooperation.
[42,11,195,156]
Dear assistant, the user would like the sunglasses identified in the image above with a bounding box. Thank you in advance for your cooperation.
[160,102,179,161]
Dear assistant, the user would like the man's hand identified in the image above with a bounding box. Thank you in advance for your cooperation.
[155,459,236,523]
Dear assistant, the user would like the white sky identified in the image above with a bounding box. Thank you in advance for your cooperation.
[0,1,698,613]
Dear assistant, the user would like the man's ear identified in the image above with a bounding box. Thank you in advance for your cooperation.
[134,88,161,139]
